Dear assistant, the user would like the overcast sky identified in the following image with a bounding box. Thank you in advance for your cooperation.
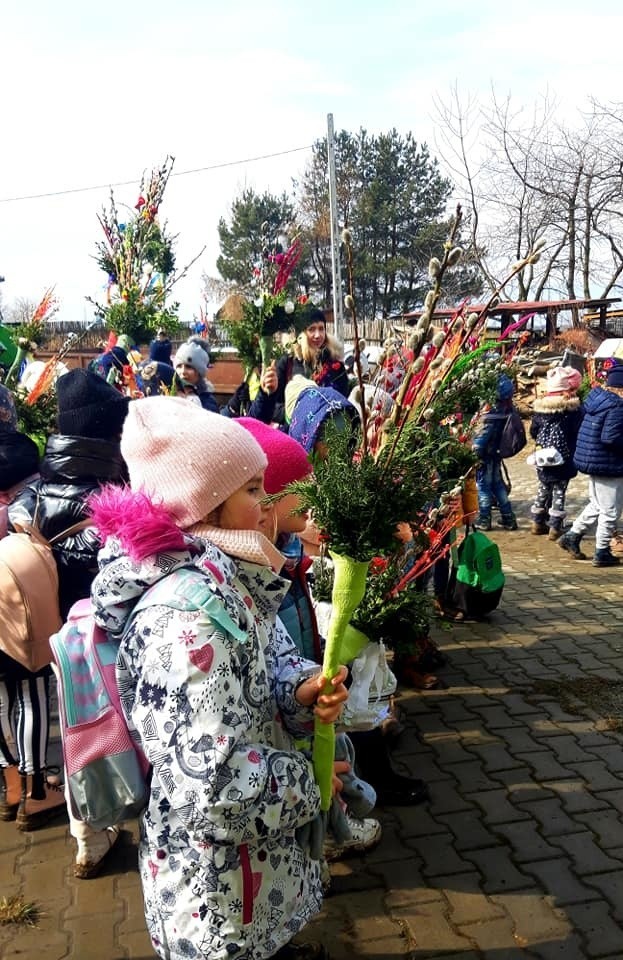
[1,0,621,325]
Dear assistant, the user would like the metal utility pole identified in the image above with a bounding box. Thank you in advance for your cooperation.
[327,113,344,341]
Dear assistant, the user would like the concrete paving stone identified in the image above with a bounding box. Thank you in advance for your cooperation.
[119,928,156,959]
[435,873,507,925]
[327,863,386,895]
[583,744,623,772]
[388,805,449,839]
[362,823,421,865]
[469,788,532,825]
[425,735,482,766]
[514,751,576,782]
[450,721,504,745]
[462,845,534,894]
[429,699,483,724]
[489,892,573,948]
[548,830,621,874]
[501,727,556,755]
[410,712,457,737]
[526,717,573,737]
[415,832,478,879]
[558,760,623,792]
[504,693,541,717]
[346,888,407,943]
[513,797,583,837]
[428,778,474,815]
[391,752,456,784]
[593,788,623,817]
[543,779,611,814]
[64,883,125,920]
[466,742,529,773]
[574,808,623,849]
[1,927,71,960]
[377,861,446,909]
[490,767,556,804]
[455,915,522,952]
[528,734,611,765]
[561,900,623,957]
[436,809,502,853]
[521,857,602,906]
[492,821,560,863]
[476,704,544,730]
[392,898,477,954]
[583,871,623,923]
[439,758,501,794]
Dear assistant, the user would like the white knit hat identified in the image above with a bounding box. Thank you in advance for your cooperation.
[120,396,267,528]
[174,340,209,378]
[546,366,582,394]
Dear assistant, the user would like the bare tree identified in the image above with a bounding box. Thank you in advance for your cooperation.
[434,89,623,308]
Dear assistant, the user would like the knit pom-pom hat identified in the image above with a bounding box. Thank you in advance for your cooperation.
[173,341,209,379]
[546,365,582,394]
[237,418,312,494]
[120,396,267,529]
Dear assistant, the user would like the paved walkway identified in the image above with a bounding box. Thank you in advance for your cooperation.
[2,458,623,960]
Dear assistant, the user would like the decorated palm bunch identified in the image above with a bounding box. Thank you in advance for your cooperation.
[282,209,539,807]
[90,156,204,343]
[219,226,314,375]
[2,290,91,451]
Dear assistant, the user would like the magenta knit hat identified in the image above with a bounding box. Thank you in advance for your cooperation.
[121,397,267,528]
[238,418,312,495]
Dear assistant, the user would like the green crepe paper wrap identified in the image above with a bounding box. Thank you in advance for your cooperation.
[313,551,370,811]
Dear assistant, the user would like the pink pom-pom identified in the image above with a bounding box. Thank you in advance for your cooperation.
[88,486,186,561]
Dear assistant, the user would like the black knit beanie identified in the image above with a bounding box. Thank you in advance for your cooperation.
[56,368,129,439]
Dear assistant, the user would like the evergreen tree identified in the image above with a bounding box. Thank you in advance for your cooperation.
[295,128,482,318]
[216,188,298,289]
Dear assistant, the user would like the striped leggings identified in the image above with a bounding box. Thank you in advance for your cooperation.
[0,658,51,776]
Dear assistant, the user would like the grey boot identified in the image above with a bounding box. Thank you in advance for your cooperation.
[559,532,587,560]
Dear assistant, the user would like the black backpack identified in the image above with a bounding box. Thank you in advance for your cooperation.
[498,407,527,459]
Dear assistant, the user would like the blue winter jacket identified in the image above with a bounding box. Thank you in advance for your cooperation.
[573,386,623,477]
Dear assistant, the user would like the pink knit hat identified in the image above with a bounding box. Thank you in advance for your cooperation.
[546,366,582,394]
[238,418,312,495]
[120,397,267,528]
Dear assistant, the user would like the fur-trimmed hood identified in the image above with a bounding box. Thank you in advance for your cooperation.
[533,394,582,415]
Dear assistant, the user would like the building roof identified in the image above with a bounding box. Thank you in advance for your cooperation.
[402,296,621,323]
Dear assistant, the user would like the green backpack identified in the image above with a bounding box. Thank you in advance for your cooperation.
[452,530,505,618]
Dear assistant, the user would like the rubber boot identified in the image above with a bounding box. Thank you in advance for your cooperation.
[558,531,587,560]
[348,728,429,807]
[592,547,621,568]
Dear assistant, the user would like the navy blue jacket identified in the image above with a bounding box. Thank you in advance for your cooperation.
[573,386,623,477]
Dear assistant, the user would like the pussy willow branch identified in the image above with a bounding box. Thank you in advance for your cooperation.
[342,230,369,457]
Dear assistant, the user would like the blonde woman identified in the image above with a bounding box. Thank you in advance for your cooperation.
[273,310,349,423]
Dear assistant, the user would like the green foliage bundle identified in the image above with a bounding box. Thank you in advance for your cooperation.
[352,556,434,654]
[287,419,439,562]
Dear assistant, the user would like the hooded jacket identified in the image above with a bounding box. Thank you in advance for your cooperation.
[89,495,323,960]
[287,385,359,454]
[529,394,584,481]
[573,386,623,477]
[8,434,127,616]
